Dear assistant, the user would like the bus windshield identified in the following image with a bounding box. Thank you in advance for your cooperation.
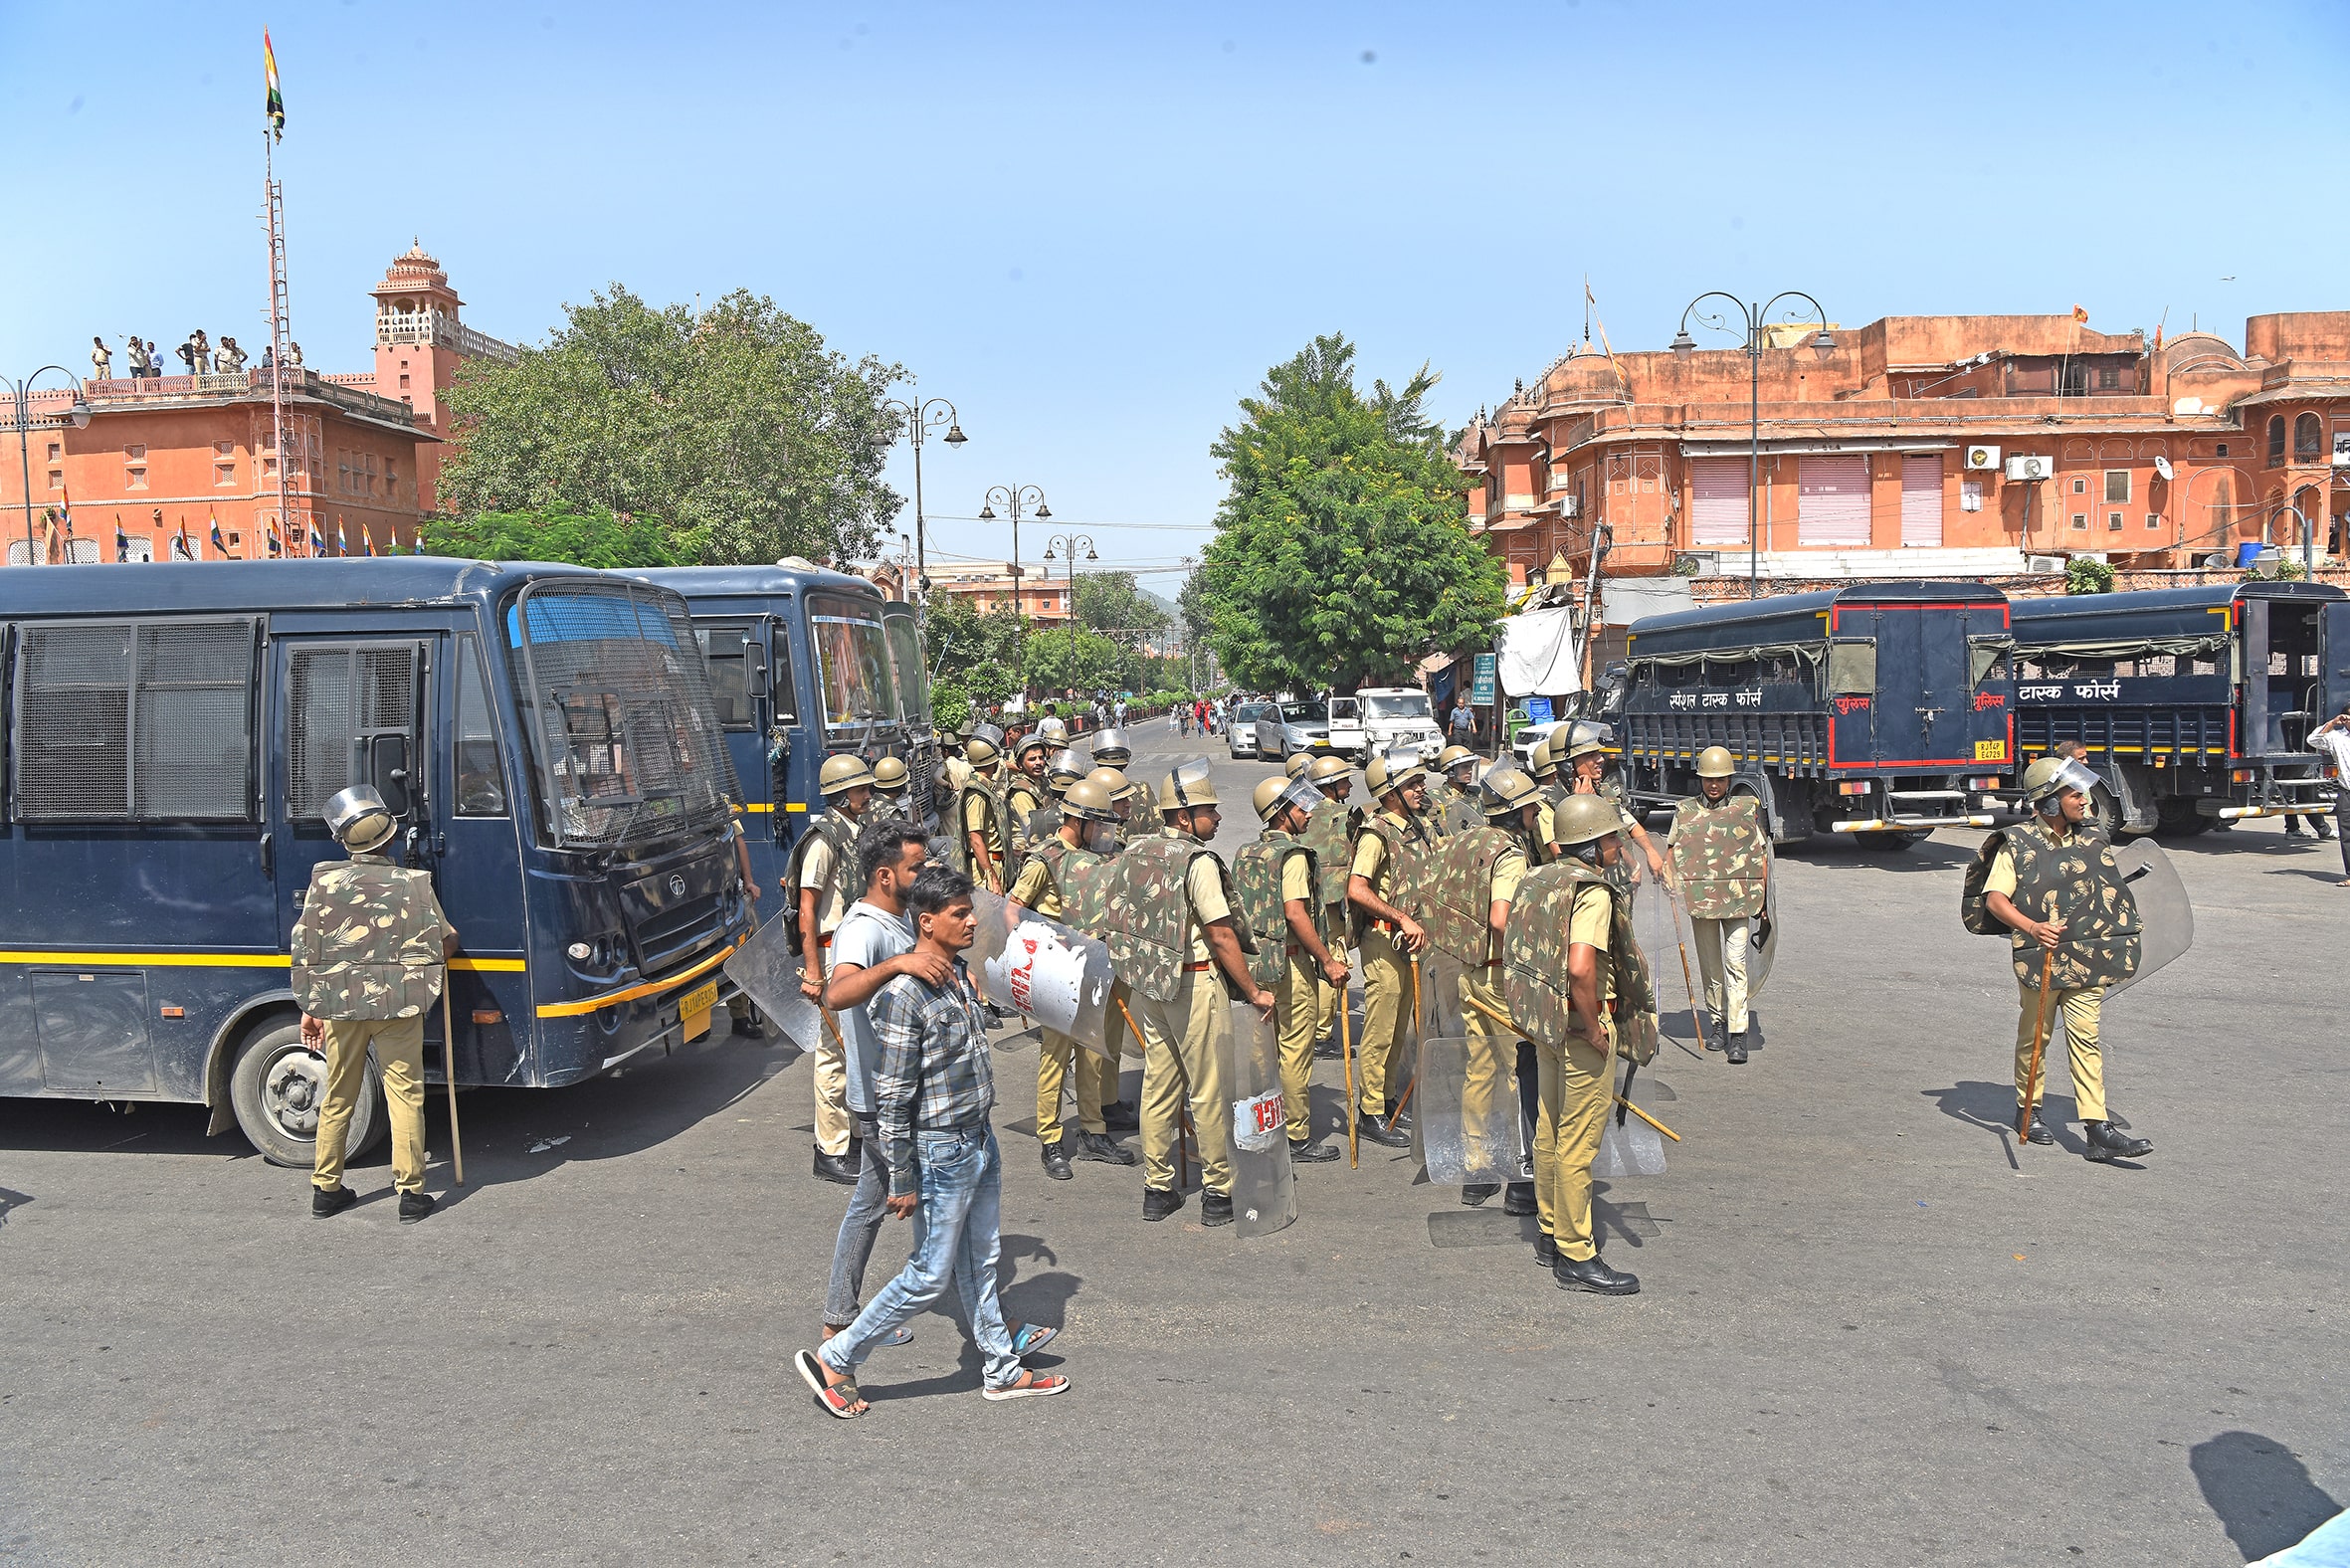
[811,606,894,729]
[1364,692,1430,721]
[884,614,928,727]
[506,583,737,849]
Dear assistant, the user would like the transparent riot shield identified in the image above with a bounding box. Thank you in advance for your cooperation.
[720,913,824,1057]
[1631,878,1698,1046]
[2107,839,2194,997]
[1222,1000,1295,1237]
[1744,875,1781,997]
[1418,947,1467,1038]
[1415,1030,1530,1187]
[1594,1113,1667,1178]
[970,887,1117,1058]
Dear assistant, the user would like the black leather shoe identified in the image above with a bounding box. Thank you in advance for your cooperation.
[813,1149,859,1185]
[1100,1100,1140,1131]
[1502,1181,1537,1217]
[2023,1114,2055,1146]
[1552,1252,1640,1295]
[1313,1037,1342,1060]
[1533,1232,1556,1270]
[1357,1118,1411,1149]
[397,1190,436,1225]
[1383,1100,1414,1131]
[1074,1131,1137,1166]
[311,1185,356,1219]
[1287,1139,1340,1164]
[733,1016,765,1040]
[1461,1182,1500,1207]
[2083,1120,2153,1162]
[1200,1191,1234,1227]
[1042,1142,1074,1181]
[1141,1186,1185,1222]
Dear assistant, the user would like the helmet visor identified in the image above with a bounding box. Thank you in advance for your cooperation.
[2044,758,2102,802]
[1273,775,1323,820]
[1168,756,1217,808]
[967,720,1006,749]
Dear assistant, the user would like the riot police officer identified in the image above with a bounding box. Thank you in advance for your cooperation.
[1432,744,1483,836]
[1237,774,1349,1164]
[1560,722,1666,883]
[294,786,457,1223]
[790,753,877,1184]
[1301,754,1360,1058]
[1669,746,1770,1065]
[956,723,1014,892]
[1027,748,1090,849]
[868,755,910,817]
[1004,731,1054,864]
[1346,751,1433,1148]
[1091,728,1156,819]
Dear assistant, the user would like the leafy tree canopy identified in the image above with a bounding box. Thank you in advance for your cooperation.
[438,285,903,564]
[419,504,685,568]
[1071,570,1170,642]
[1202,332,1504,692]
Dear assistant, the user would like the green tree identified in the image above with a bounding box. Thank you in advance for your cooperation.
[419,504,685,568]
[1024,626,1128,693]
[1071,570,1170,643]
[1203,332,1504,691]
[438,285,903,563]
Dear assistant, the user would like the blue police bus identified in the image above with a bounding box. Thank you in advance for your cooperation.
[0,558,754,1164]
[1607,581,2016,847]
[636,561,936,893]
[2008,579,2350,835]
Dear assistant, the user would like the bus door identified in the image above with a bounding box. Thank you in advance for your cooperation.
[436,628,528,1084]
[2324,599,2350,723]
[765,614,812,859]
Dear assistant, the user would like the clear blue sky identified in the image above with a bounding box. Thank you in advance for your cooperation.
[5,1,2346,594]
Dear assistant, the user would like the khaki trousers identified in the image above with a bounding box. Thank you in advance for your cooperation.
[1532,1021,1614,1262]
[313,1014,428,1194]
[1312,911,1348,1039]
[811,1023,854,1156]
[1690,916,1751,1034]
[1135,968,1233,1196]
[1459,962,1514,1171]
[2013,979,2107,1123]
[1356,928,1412,1117]
[1037,1028,1110,1145]
[1274,948,1319,1144]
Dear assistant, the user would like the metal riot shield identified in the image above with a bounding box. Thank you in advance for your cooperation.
[2106,839,2194,997]
[970,887,1117,1057]
[1594,1113,1667,1178]
[1222,1000,1295,1237]
[1745,874,1781,997]
[719,912,822,1058]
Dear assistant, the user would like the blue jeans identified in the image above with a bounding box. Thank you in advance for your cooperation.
[822,1115,892,1329]
[817,1124,1019,1390]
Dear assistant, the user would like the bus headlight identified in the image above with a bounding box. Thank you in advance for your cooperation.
[568,941,593,961]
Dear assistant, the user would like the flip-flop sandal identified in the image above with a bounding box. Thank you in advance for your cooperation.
[1008,1323,1058,1356]
[981,1372,1070,1402]
[793,1348,865,1420]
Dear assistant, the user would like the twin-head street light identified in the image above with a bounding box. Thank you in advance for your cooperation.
[1671,293,1835,598]
[881,394,965,609]
[1041,531,1098,681]
[7,368,93,566]
[977,485,1050,637]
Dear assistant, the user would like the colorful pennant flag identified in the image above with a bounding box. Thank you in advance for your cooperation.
[264,31,285,140]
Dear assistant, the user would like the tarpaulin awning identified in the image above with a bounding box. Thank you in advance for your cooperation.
[1497,604,1580,696]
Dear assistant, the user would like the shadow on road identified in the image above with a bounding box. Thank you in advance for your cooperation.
[2190,1430,2343,1563]
[1781,835,1977,874]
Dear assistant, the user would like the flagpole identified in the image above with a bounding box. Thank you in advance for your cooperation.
[263,66,293,563]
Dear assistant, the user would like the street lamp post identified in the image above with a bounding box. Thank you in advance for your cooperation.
[1672,293,1835,599]
[6,368,93,567]
[976,485,1051,639]
[1041,531,1097,696]
[880,394,966,615]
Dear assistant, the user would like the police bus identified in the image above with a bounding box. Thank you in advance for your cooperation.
[1605,580,2016,847]
[0,558,754,1164]
[2007,579,2350,836]
[636,561,937,892]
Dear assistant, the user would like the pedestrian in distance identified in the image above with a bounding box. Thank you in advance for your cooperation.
[293,786,458,1224]
[1451,694,1478,751]
[2304,702,2350,884]
[796,865,1069,1417]
[816,823,944,1348]
[1667,747,1770,1065]
[790,753,877,1184]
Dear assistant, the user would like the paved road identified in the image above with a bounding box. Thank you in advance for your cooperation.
[2,720,2343,1566]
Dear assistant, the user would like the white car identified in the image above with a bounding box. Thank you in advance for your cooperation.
[1329,686,1442,763]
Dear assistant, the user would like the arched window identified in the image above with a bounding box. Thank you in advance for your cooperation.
[2267,416,2286,467]
[2294,412,2322,462]
[2294,485,2321,546]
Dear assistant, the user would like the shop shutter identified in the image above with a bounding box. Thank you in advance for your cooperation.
[1797,455,1870,546]
[1900,454,1944,546]
[1689,458,1750,546]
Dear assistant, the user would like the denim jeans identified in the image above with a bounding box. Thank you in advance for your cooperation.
[817,1124,1019,1390]
[823,1115,893,1329]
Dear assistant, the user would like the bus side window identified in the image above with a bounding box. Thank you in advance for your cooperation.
[768,630,798,726]
[696,631,756,730]
[454,634,506,817]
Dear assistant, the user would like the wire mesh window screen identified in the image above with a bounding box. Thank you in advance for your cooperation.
[509,584,737,849]
[134,621,256,818]
[17,624,133,819]
[286,643,418,821]
[15,618,258,821]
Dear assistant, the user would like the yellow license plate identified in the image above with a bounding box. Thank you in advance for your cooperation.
[1975,739,2007,762]
[679,978,718,1042]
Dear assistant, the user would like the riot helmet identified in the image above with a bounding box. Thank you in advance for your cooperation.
[324,785,398,854]
[1365,748,1427,801]
[1090,727,1131,766]
[1060,776,1123,825]
[1084,764,1137,804]
[1047,748,1089,789]
[965,720,1005,766]
[1285,751,1313,780]
[1560,719,1613,764]
[1550,793,1622,852]
[1254,773,1323,825]
[870,755,909,796]
[1694,746,1737,779]
[1438,743,1477,780]
[1478,762,1542,820]
[1012,729,1053,763]
[1306,754,1353,798]
[2023,756,2100,814]
[819,753,878,797]
[1162,757,1219,811]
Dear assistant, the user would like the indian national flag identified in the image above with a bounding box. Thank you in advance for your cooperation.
[264,31,285,140]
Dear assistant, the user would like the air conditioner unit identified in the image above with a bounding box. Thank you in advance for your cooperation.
[1558,493,1580,518]
[1963,444,2002,471]
[2005,454,2055,482]
[2027,555,2066,573]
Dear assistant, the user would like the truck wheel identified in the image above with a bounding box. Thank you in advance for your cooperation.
[228,1021,383,1169]
[1853,829,1929,852]
[2153,798,2213,838]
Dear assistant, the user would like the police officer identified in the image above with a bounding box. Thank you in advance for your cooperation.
[1669,746,1770,1065]
[956,723,1014,892]
[1079,764,1144,1131]
[1301,754,1360,1058]
[1005,730,1054,863]
[1091,728,1156,819]
[1517,794,1642,1294]
[790,753,876,1184]
[1238,774,1350,1164]
[1983,757,2156,1163]
[1007,777,1137,1178]
[1346,751,1433,1148]
[1464,764,1544,1209]
[1560,722,1666,883]
[868,755,910,817]
[294,787,457,1223]
[1027,747,1089,849]
[939,721,974,797]
[1284,751,1313,783]
[1432,744,1483,836]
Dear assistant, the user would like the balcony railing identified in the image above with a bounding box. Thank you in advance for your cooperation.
[374,309,519,363]
[69,368,421,428]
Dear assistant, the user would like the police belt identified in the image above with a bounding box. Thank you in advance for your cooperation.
[1181,959,1215,973]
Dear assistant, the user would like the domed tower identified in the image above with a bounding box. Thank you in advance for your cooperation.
[370,241,514,512]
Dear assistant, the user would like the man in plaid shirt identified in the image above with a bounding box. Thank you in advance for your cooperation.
[796,865,1070,1417]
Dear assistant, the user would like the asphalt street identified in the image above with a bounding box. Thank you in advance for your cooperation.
[2,719,2344,1566]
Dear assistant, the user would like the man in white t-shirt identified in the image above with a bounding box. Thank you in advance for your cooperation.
[816,822,946,1341]
[2306,703,2350,885]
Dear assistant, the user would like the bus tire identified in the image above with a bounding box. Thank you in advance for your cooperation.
[228,1021,383,1169]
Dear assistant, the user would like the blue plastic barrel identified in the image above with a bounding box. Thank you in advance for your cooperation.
[2236,541,2266,567]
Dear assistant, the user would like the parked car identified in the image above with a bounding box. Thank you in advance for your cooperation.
[1256,698,1331,761]
[1327,686,1442,763]
[1227,699,1276,757]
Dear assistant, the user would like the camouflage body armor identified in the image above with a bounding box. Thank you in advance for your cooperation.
[1350,811,1432,944]
[1233,831,1321,990]
[1501,860,1659,1065]
[1025,835,1101,919]
[1301,800,1360,916]
[954,774,1013,882]
[1986,819,2141,990]
[1087,834,1251,1003]
[1667,796,1768,920]
[782,808,863,955]
[291,854,447,1020]
[1004,778,1048,862]
[1421,825,1514,968]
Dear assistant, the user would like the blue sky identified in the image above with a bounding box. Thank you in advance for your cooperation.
[4,1,2346,594]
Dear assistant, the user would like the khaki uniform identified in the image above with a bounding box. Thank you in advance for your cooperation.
[1349,811,1418,1118]
[961,777,1009,888]
[1533,883,1615,1262]
[1268,850,1320,1144]
[1008,846,1117,1146]
[1985,847,2108,1122]
[796,810,861,1156]
[1460,845,1526,1171]
[1135,845,1236,1196]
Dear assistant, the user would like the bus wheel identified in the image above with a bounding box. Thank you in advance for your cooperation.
[228,1022,382,1169]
